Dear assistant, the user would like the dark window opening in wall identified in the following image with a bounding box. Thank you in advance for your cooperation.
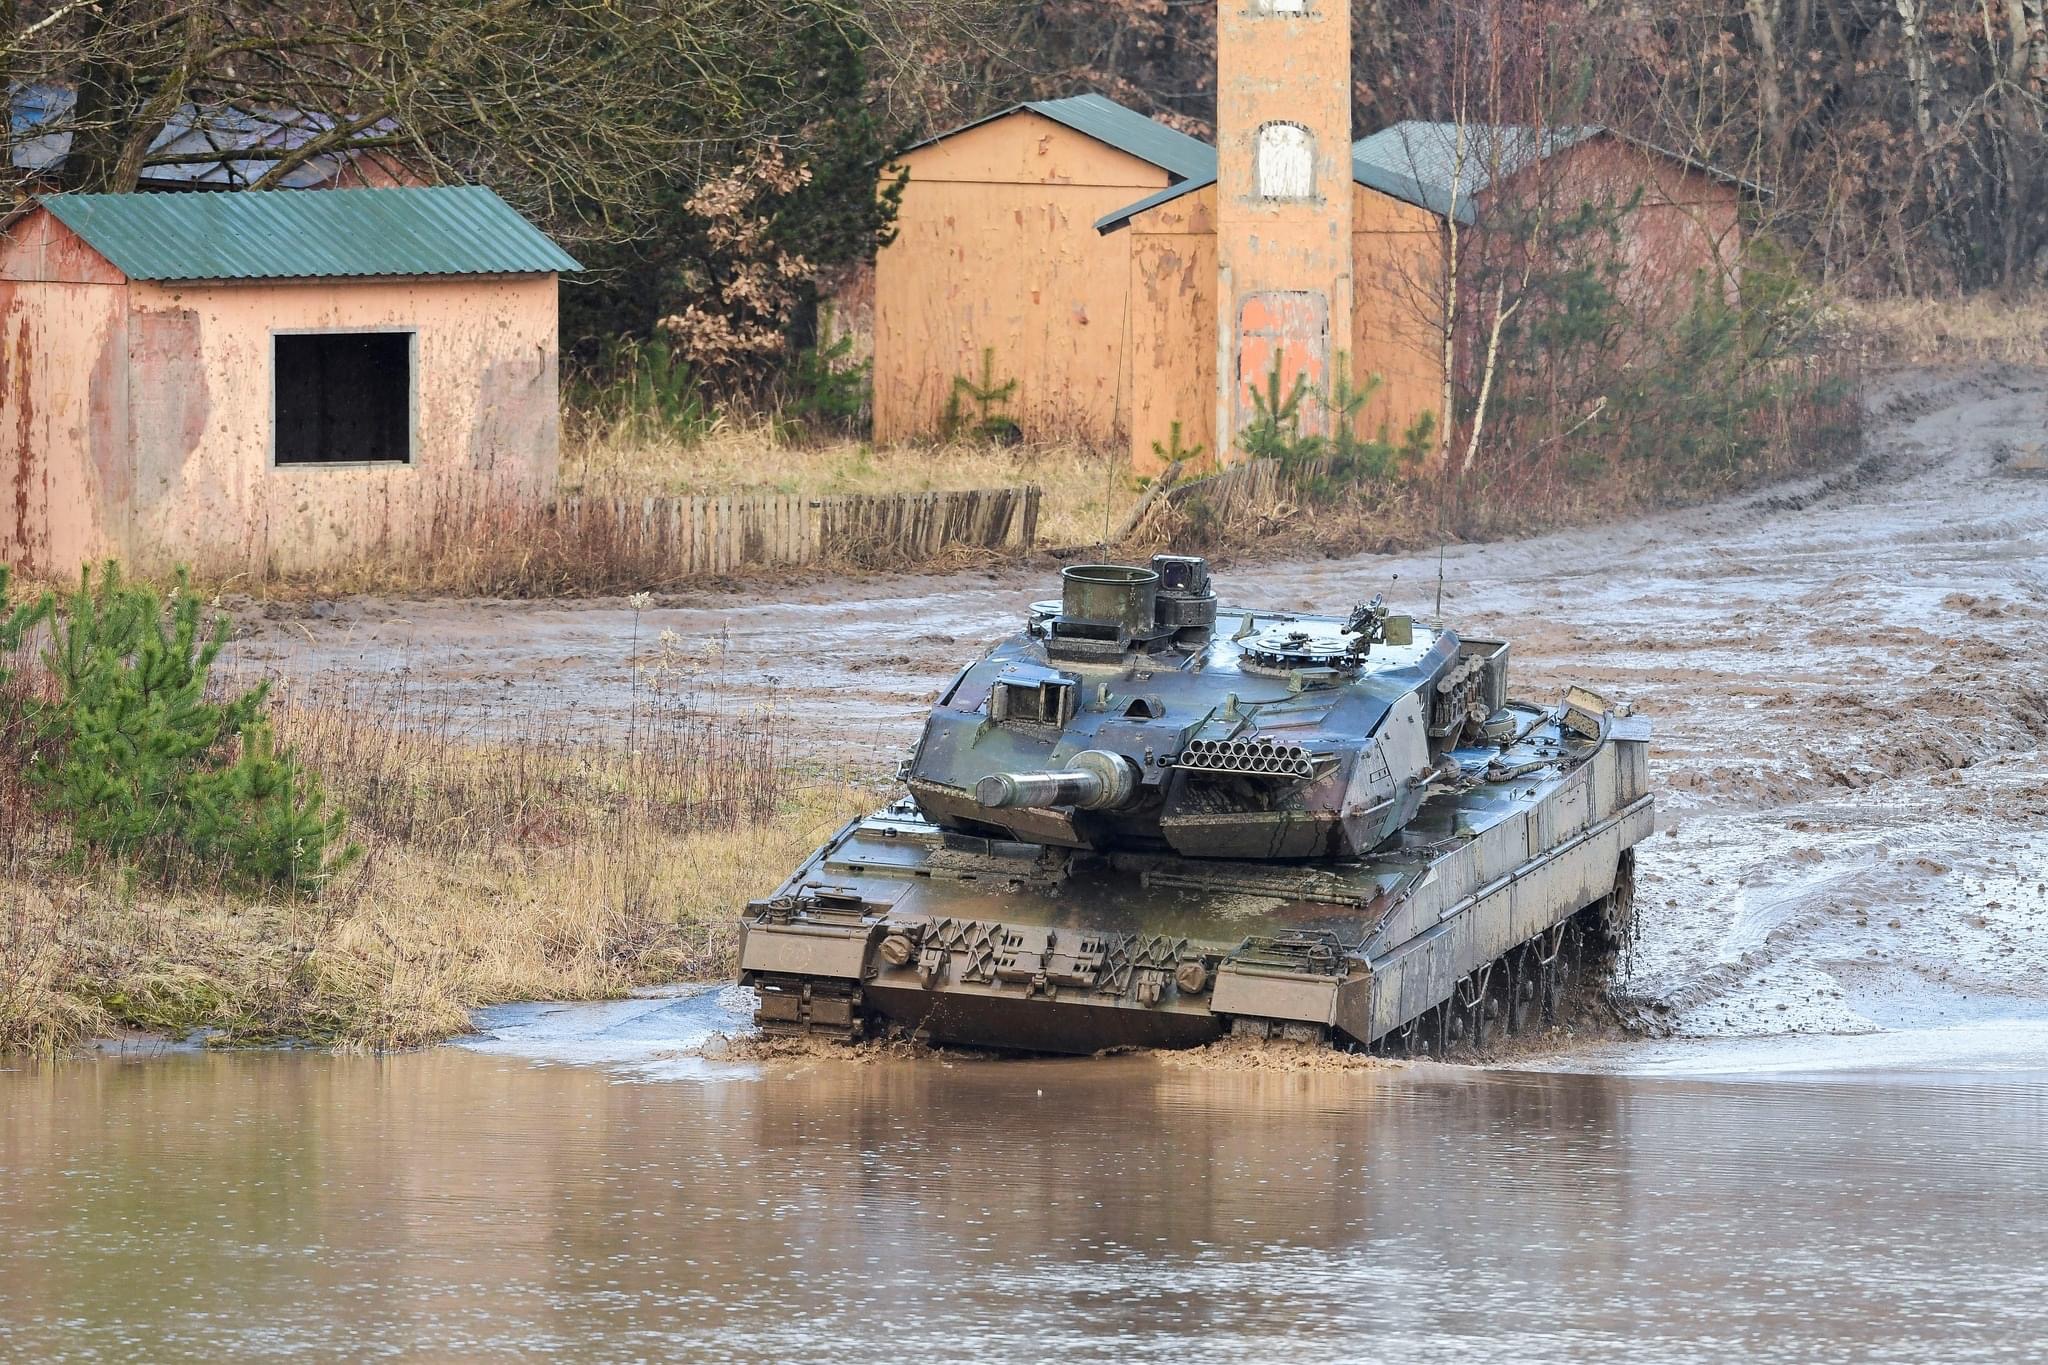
[274,331,413,465]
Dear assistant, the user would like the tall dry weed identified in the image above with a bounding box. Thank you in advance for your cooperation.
[1843,292,2048,367]
[0,635,874,1052]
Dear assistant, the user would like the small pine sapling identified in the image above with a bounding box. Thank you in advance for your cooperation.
[33,562,358,894]
[35,563,264,861]
[186,722,360,894]
[1236,355,1324,470]
[1314,356,1432,495]
[783,323,872,439]
[1148,420,1207,474]
[943,346,1021,444]
[626,338,711,442]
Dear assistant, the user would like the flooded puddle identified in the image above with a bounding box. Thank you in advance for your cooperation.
[4,1025,2045,1361]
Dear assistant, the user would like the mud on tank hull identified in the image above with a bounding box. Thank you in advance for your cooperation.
[740,712,1653,1054]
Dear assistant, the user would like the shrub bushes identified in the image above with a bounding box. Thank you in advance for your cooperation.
[2,563,357,896]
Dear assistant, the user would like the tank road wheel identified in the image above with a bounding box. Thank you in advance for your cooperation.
[1504,944,1540,1036]
[1458,965,1494,1052]
[1535,922,1570,1028]
[1588,848,1640,963]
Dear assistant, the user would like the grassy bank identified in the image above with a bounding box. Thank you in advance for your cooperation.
[562,417,1138,550]
[0,654,874,1055]
[1841,291,2048,367]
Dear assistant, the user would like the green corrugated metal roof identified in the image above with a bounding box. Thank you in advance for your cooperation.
[1352,123,1766,216]
[38,186,581,281]
[1094,140,1470,236]
[905,94,1217,182]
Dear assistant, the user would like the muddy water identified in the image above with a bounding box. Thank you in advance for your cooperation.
[3,1033,2045,1362]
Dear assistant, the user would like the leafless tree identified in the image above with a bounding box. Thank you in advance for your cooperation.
[2,0,996,237]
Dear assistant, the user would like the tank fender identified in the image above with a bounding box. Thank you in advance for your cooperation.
[1211,967,1340,1028]
[738,887,889,981]
[1210,932,1373,1041]
[739,920,880,980]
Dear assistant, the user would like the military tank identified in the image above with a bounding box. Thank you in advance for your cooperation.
[738,555,1650,1054]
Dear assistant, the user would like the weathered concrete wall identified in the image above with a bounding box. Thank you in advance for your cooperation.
[123,273,559,575]
[1213,0,1354,458]
[1126,181,1446,474]
[1351,186,1446,447]
[873,113,1171,449]
[0,207,561,578]
[1127,189,1219,475]
[0,211,129,576]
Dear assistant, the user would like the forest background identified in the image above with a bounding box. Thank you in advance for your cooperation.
[5,0,2037,405]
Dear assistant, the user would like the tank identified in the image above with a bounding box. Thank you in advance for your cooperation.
[737,555,1652,1054]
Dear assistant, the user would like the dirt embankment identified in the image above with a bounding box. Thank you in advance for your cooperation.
[235,365,2048,1046]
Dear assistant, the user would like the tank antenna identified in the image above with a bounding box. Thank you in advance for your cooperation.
[1433,541,1445,623]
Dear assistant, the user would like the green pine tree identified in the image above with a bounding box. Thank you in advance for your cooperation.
[943,347,1021,442]
[32,562,359,895]
[1236,355,1322,470]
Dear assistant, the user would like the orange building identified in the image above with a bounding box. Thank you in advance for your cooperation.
[872,86,1750,474]
[871,95,1214,449]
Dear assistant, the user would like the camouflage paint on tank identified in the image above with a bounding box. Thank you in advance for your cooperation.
[738,556,1652,1053]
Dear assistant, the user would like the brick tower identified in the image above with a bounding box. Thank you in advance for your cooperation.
[1214,0,1354,459]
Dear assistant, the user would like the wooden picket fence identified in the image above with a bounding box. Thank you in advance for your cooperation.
[542,484,1041,575]
[1123,458,1284,542]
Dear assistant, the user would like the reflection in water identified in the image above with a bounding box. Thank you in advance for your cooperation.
[2,1051,2044,1361]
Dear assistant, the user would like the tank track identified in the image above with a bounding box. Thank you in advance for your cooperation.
[752,850,1641,1056]
[1370,848,1639,1058]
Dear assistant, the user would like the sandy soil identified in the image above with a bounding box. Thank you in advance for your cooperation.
[238,365,2048,1047]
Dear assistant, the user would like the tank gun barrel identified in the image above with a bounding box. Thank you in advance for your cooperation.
[972,749,1139,811]
[976,770,1104,809]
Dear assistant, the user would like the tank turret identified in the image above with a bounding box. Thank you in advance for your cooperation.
[903,556,1508,860]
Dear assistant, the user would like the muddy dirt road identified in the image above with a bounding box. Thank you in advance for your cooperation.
[235,365,2048,1049]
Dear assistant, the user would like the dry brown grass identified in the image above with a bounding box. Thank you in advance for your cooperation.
[0,788,867,1054]
[0,656,877,1055]
[0,784,867,1055]
[155,423,1129,604]
[561,417,1142,550]
[1842,291,2048,367]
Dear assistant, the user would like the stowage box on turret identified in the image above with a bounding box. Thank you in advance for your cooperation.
[738,557,1651,1053]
